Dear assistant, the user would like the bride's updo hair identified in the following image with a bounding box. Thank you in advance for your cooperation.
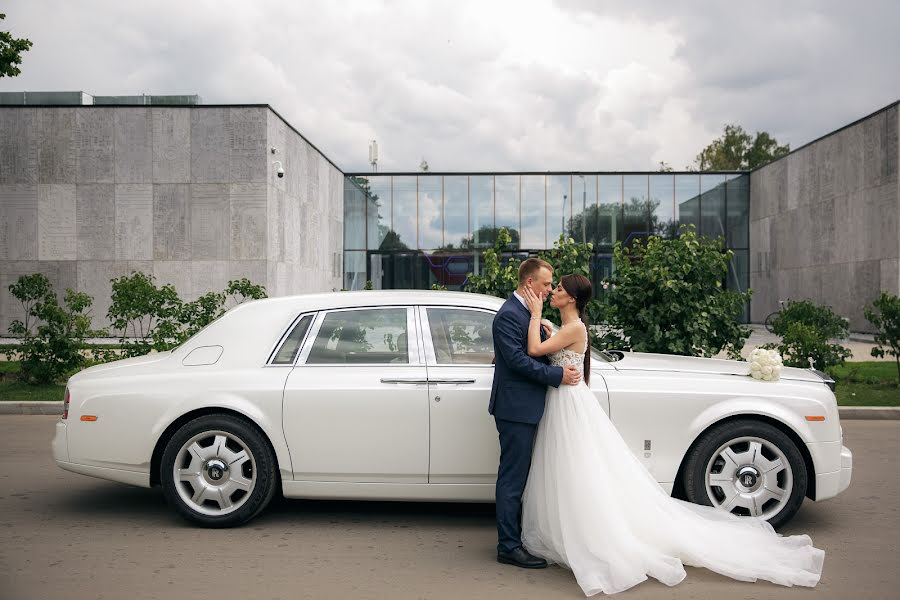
[560,274,593,384]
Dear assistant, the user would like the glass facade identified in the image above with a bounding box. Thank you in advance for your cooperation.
[344,172,751,321]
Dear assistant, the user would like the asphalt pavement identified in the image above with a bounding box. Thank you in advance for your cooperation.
[1,416,898,600]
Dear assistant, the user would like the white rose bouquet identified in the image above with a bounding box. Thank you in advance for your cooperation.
[748,348,783,381]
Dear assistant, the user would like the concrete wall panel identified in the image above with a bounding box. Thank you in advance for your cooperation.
[152,108,191,183]
[76,109,115,183]
[190,184,229,260]
[38,184,77,260]
[0,184,38,261]
[115,184,153,260]
[76,184,115,260]
[115,108,152,183]
[37,108,76,183]
[153,184,191,260]
[229,108,266,182]
[191,108,229,183]
[230,182,266,260]
[0,109,37,184]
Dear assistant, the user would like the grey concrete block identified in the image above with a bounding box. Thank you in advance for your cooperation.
[76,184,115,260]
[880,258,900,295]
[227,260,267,289]
[153,184,191,260]
[0,184,38,261]
[229,108,266,182]
[191,108,229,183]
[76,260,132,332]
[267,186,284,262]
[76,109,115,183]
[267,112,287,193]
[115,184,153,260]
[190,184,229,259]
[0,108,37,184]
[152,108,191,183]
[37,108,77,183]
[38,184,77,260]
[191,261,228,299]
[114,108,152,183]
[230,183,266,260]
[153,261,192,301]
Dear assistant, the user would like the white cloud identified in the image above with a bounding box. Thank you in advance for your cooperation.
[2,0,898,172]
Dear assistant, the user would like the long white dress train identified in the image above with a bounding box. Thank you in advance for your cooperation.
[521,322,824,596]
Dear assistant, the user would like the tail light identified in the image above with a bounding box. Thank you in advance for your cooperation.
[63,388,70,420]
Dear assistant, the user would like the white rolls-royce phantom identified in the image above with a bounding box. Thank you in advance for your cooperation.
[52,291,852,528]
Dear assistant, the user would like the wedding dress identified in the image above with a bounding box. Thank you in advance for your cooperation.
[521,321,824,596]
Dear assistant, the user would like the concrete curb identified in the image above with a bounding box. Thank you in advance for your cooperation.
[1,402,898,419]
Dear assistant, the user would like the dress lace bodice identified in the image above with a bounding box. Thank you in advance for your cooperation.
[547,321,588,375]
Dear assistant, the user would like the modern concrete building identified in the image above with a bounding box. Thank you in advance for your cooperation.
[0,94,343,334]
[0,93,897,333]
[750,101,899,331]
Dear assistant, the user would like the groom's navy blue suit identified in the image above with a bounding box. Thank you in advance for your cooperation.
[489,294,564,554]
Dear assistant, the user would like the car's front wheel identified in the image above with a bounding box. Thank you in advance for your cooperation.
[160,414,277,527]
[683,419,807,529]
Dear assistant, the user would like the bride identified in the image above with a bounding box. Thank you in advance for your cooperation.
[519,274,824,596]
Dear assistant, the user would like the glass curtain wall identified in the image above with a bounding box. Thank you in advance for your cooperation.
[344,173,750,320]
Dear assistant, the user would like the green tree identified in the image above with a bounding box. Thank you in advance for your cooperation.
[695,124,790,170]
[605,225,752,358]
[764,299,851,370]
[865,292,900,382]
[463,227,521,300]
[0,13,32,78]
[6,274,103,384]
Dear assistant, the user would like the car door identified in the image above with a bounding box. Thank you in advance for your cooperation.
[419,306,499,485]
[283,306,429,483]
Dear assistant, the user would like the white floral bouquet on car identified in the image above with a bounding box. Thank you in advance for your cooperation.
[748,348,783,381]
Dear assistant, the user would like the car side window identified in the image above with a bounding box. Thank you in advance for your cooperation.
[306,308,409,364]
[271,314,314,365]
[427,308,494,365]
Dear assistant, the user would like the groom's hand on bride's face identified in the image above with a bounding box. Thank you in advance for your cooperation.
[562,365,581,385]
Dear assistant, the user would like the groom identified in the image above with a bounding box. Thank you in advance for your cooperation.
[489,258,580,569]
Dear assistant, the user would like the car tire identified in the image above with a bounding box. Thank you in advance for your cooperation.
[160,414,277,528]
[683,419,807,529]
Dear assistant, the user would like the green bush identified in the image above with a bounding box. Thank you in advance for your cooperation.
[6,274,105,384]
[865,291,900,382]
[764,299,851,369]
[104,273,268,358]
[605,226,751,358]
[463,227,521,300]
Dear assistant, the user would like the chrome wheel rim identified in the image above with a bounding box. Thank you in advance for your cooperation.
[704,435,792,520]
[173,430,257,516]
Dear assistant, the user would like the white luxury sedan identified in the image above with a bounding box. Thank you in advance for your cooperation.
[53,291,852,528]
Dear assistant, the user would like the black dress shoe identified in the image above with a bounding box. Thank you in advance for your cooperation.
[497,546,548,569]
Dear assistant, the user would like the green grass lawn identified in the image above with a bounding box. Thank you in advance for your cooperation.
[827,361,900,406]
[2,360,899,405]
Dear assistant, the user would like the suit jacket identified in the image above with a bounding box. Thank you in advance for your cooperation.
[488,295,564,424]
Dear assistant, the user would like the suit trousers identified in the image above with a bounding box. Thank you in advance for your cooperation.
[494,417,539,553]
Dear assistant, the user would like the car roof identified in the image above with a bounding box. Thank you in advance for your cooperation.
[233,290,507,314]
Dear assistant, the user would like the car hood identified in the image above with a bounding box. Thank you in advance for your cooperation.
[68,350,173,382]
[609,351,825,383]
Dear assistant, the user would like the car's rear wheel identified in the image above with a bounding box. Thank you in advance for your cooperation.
[683,420,807,529]
[160,414,276,527]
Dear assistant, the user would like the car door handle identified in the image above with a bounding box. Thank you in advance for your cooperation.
[380,378,429,384]
[428,378,476,384]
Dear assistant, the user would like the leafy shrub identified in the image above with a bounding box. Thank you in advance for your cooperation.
[6,274,104,384]
[463,227,521,300]
[865,292,900,382]
[764,299,851,369]
[604,226,751,358]
[104,273,268,358]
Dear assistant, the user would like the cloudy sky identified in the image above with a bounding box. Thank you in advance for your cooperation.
[2,0,898,172]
